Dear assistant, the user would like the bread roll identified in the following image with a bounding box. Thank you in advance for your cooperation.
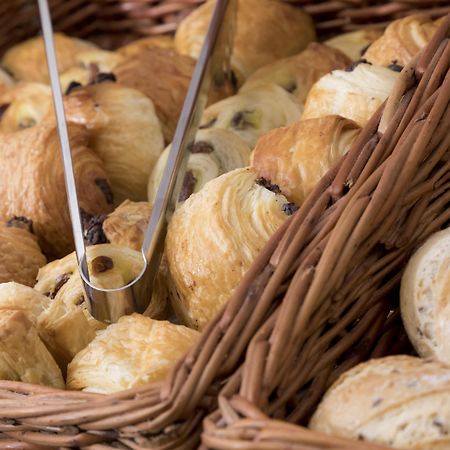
[118,36,175,58]
[0,219,46,287]
[67,314,199,393]
[175,0,315,83]
[199,84,301,148]
[166,167,288,329]
[401,228,450,365]
[310,355,450,449]
[251,116,360,206]
[0,124,112,257]
[148,128,251,205]
[302,63,399,127]
[240,43,350,111]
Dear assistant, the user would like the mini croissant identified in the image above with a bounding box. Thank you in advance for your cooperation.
[0,123,113,257]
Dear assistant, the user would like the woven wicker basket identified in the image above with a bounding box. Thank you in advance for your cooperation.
[0,1,449,449]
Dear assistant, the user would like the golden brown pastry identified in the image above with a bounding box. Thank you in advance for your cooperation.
[148,128,251,205]
[0,68,15,95]
[166,167,288,329]
[199,84,301,148]
[1,33,97,83]
[365,15,441,67]
[0,218,46,287]
[67,314,199,393]
[325,29,384,61]
[310,356,450,449]
[401,228,450,365]
[118,35,175,58]
[62,82,164,203]
[251,116,360,206]
[0,124,112,257]
[302,63,399,127]
[175,0,316,83]
[0,310,64,388]
[0,82,52,133]
[240,43,350,111]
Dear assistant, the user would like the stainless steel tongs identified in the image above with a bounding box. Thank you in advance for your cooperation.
[37,0,237,322]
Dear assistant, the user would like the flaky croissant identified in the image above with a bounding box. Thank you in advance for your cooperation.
[62,82,164,204]
[1,33,97,84]
[199,84,301,148]
[166,167,289,330]
[0,124,113,257]
[175,0,315,83]
[118,36,175,58]
[240,43,350,111]
[252,116,360,206]
[67,314,199,393]
[0,219,46,287]
[302,63,399,127]
[148,128,251,205]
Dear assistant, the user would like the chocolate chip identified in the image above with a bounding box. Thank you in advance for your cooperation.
[256,177,281,194]
[344,59,370,72]
[231,110,253,130]
[199,117,217,129]
[282,202,299,216]
[83,213,109,245]
[190,141,214,154]
[65,81,83,95]
[0,103,10,120]
[92,256,114,274]
[95,178,114,205]
[91,72,117,84]
[388,63,403,72]
[6,216,34,233]
[178,170,197,202]
[51,273,71,299]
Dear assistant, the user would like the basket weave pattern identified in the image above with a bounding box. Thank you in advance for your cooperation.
[0,2,449,450]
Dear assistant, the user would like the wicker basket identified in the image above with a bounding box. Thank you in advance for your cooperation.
[0,1,449,449]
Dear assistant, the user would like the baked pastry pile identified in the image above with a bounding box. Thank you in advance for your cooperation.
[0,4,448,439]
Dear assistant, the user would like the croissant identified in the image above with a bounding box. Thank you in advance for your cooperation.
[251,116,361,206]
[166,167,289,330]
[148,128,251,205]
[365,15,441,67]
[1,33,97,83]
[175,0,315,83]
[67,314,199,393]
[0,68,14,95]
[240,43,350,111]
[302,63,400,127]
[199,84,301,148]
[0,123,113,257]
[118,36,175,58]
[0,218,46,287]
[0,310,64,389]
[62,82,164,204]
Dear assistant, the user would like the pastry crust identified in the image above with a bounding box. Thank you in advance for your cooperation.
[0,68,15,96]
[0,220,46,287]
[251,116,360,206]
[166,167,288,329]
[400,228,450,365]
[240,43,350,111]
[148,128,251,205]
[199,84,301,148]
[67,314,199,393]
[302,63,399,127]
[118,36,175,58]
[0,124,112,257]
[310,355,450,449]
[0,310,64,389]
[175,0,316,82]
[1,33,97,83]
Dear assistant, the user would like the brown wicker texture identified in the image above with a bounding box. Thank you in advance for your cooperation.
[0,10,449,450]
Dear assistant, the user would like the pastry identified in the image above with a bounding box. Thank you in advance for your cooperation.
[62,82,164,203]
[175,0,316,83]
[0,68,14,95]
[118,36,175,58]
[148,128,251,205]
[251,116,361,206]
[325,29,384,61]
[365,15,441,67]
[401,227,450,365]
[199,84,301,148]
[0,218,46,287]
[310,355,450,449]
[67,314,199,393]
[302,63,399,127]
[0,310,64,389]
[240,43,351,112]
[166,167,289,329]
[1,33,97,83]
[0,123,113,257]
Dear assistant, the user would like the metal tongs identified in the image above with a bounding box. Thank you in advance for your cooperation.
[38,0,237,322]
